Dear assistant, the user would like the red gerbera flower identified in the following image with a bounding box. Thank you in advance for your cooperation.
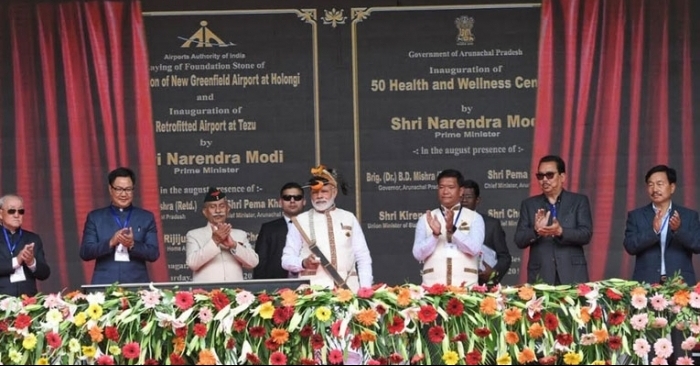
[249,326,266,338]
[592,307,603,320]
[451,332,467,342]
[527,312,541,322]
[96,355,115,365]
[14,314,31,329]
[539,355,558,365]
[175,326,188,338]
[465,350,482,365]
[577,283,592,296]
[544,313,559,331]
[299,325,313,338]
[446,298,464,316]
[428,325,445,343]
[357,287,375,298]
[46,331,62,348]
[425,283,447,295]
[608,310,626,325]
[417,305,438,323]
[387,315,404,334]
[269,351,287,365]
[608,335,623,350]
[246,353,261,365]
[226,338,236,349]
[328,349,344,365]
[257,293,272,303]
[21,295,37,306]
[193,323,208,338]
[331,320,349,337]
[105,326,119,342]
[606,288,623,301]
[0,320,8,332]
[174,291,194,310]
[210,290,231,311]
[233,318,247,332]
[389,353,404,364]
[411,354,425,364]
[122,342,141,360]
[350,334,362,349]
[169,353,186,365]
[375,304,386,315]
[265,337,280,351]
[310,333,324,350]
[144,359,159,365]
[474,327,491,338]
[556,333,573,346]
[273,306,294,325]
[300,358,316,365]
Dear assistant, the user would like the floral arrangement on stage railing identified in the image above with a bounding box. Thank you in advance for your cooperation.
[0,277,699,365]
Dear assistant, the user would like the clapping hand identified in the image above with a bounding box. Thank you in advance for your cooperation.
[19,243,35,266]
[425,210,442,236]
[669,210,681,232]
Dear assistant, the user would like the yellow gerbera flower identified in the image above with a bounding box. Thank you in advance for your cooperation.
[73,312,87,327]
[22,333,37,350]
[442,350,459,365]
[37,358,50,365]
[496,353,512,365]
[109,345,121,356]
[315,306,331,322]
[259,301,275,319]
[563,351,583,365]
[87,303,103,320]
[82,345,97,358]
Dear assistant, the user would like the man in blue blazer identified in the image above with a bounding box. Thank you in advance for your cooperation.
[80,167,160,285]
[514,155,592,285]
[624,165,700,366]
[624,165,700,285]
[253,182,306,279]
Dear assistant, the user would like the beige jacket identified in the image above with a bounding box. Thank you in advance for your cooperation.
[186,224,259,283]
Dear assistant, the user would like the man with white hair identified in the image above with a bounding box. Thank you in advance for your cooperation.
[282,164,373,292]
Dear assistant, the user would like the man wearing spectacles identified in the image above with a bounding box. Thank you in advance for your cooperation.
[254,182,306,279]
[514,155,592,285]
[0,194,51,297]
[80,167,160,285]
[186,187,259,282]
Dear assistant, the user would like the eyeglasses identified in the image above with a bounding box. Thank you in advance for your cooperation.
[3,209,25,215]
[282,195,304,202]
[111,186,135,194]
[535,172,557,181]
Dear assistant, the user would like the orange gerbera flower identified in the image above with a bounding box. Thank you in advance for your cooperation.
[173,337,186,354]
[360,329,377,342]
[279,290,298,307]
[580,307,591,324]
[518,348,537,364]
[397,288,412,307]
[196,349,217,365]
[447,285,467,294]
[503,307,522,325]
[518,286,535,301]
[593,328,608,343]
[479,297,498,316]
[673,290,691,307]
[527,323,545,339]
[88,325,103,343]
[335,289,354,303]
[630,286,647,296]
[355,309,379,326]
[271,328,290,344]
[505,331,519,345]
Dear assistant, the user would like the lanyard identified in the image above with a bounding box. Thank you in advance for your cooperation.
[3,227,23,254]
[548,202,557,219]
[110,206,133,229]
[441,205,463,228]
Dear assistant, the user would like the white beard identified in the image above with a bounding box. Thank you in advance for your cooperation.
[312,199,335,212]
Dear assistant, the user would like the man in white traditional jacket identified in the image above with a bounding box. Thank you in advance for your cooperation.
[186,187,259,282]
[412,169,485,287]
[282,165,373,292]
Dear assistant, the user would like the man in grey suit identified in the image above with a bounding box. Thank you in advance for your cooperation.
[461,179,512,284]
[623,166,700,366]
[514,155,592,285]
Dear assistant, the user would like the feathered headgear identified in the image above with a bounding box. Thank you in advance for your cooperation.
[304,164,348,195]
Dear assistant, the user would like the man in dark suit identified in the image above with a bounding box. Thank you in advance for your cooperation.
[623,165,700,366]
[461,179,512,284]
[624,165,700,285]
[253,182,305,279]
[0,194,50,297]
[514,155,592,285]
[80,167,160,285]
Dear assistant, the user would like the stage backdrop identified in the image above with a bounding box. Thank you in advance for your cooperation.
[0,0,699,293]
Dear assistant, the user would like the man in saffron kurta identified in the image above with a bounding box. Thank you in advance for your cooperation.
[413,169,485,287]
[282,165,373,292]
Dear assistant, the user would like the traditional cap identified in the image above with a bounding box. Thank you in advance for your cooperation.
[304,164,348,195]
[203,187,226,202]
